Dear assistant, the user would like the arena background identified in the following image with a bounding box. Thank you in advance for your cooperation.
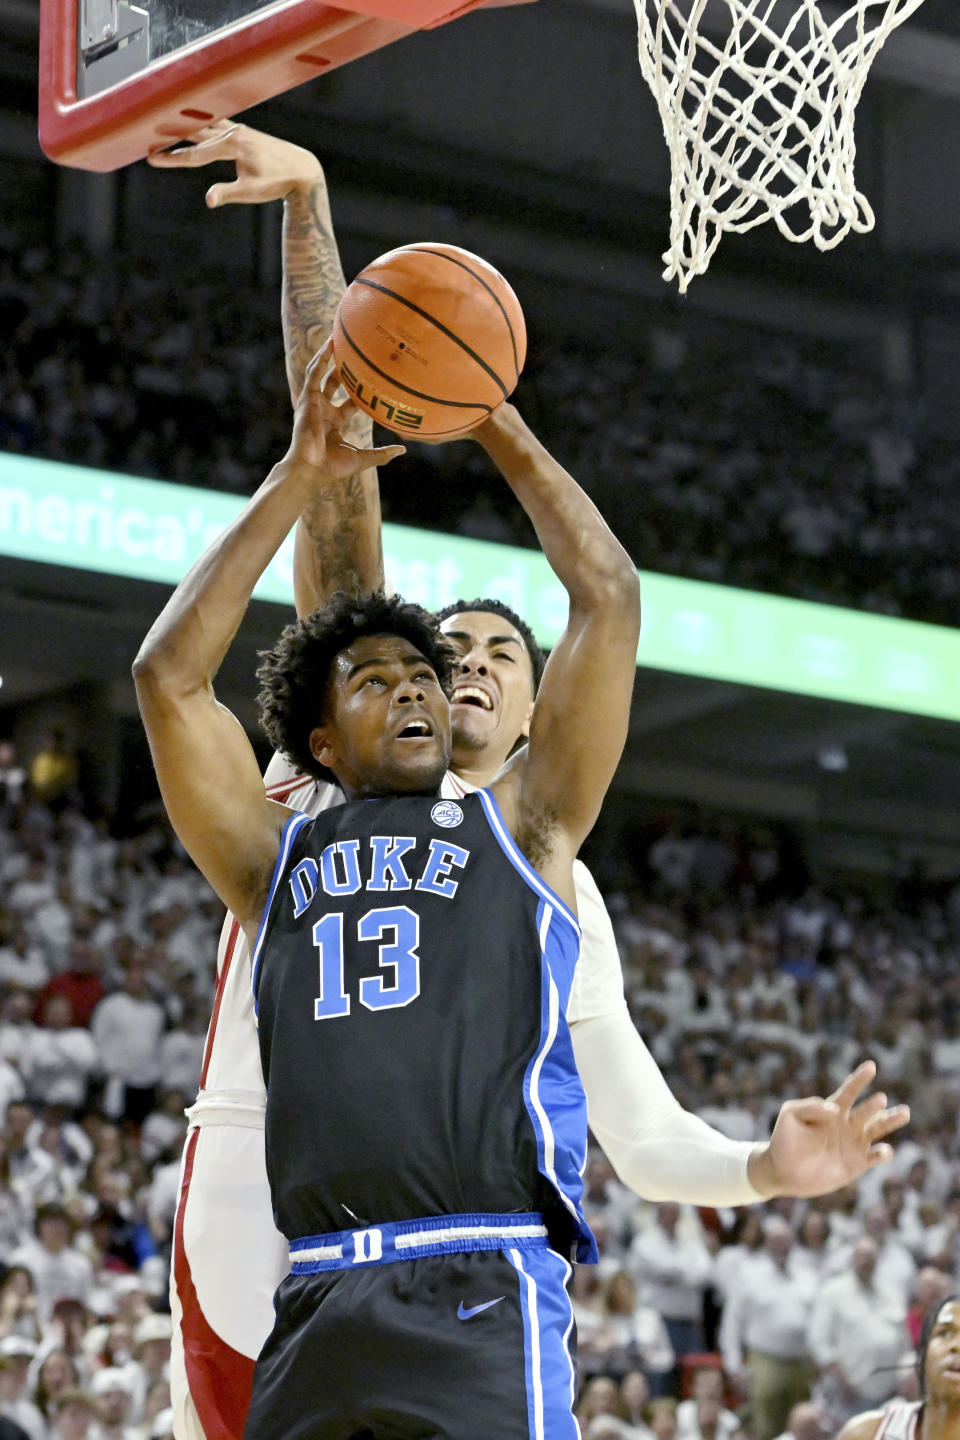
[2,4,960,1437]
[4,0,960,882]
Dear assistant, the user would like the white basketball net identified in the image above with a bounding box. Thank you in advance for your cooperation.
[635,0,928,290]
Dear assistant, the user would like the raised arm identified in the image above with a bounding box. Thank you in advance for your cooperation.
[132,354,403,926]
[479,405,641,888]
[278,139,384,610]
[148,120,384,612]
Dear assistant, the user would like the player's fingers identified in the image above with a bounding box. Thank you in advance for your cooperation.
[305,345,330,380]
[827,1059,877,1115]
[303,349,339,407]
[205,182,263,209]
[312,342,343,396]
[147,127,240,168]
[849,1091,888,1130]
[863,1143,896,1168]
[783,1097,838,1126]
[321,365,343,400]
[363,444,406,467]
[189,119,238,138]
[863,1105,911,1142]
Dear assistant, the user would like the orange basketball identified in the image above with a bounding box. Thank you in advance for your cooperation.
[332,243,526,439]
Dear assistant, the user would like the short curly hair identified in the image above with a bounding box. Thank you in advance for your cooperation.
[257,591,455,783]
[433,597,545,692]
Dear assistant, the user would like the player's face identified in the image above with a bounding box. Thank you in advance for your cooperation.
[439,611,535,769]
[309,634,451,798]
[924,1300,960,1401]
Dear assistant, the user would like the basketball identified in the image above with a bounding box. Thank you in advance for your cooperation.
[332,242,526,439]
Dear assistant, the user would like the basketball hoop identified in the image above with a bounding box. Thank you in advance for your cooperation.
[635,0,929,290]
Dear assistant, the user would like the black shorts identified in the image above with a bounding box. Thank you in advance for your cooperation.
[243,1245,579,1440]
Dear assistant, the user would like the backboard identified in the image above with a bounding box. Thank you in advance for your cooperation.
[39,0,535,172]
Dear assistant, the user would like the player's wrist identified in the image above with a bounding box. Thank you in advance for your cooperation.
[470,402,524,451]
[283,170,326,203]
[745,1141,782,1197]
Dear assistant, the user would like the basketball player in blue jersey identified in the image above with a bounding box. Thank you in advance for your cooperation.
[148,121,912,1440]
[134,344,646,1435]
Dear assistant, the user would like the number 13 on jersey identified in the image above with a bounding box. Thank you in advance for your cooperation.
[312,907,422,1019]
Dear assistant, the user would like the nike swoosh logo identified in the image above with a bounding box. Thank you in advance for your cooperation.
[457,1297,506,1321]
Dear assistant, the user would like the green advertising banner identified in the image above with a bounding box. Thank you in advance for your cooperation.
[3,451,960,720]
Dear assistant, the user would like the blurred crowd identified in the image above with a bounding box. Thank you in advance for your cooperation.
[3,231,960,626]
[3,222,960,1437]
[576,816,960,1437]
[0,736,959,1438]
[0,743,216,1440]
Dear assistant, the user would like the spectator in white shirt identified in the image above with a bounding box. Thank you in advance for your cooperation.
[0,1347,44,1440]
[880,1175,925,1258]
[49,1387,95,1440]
[145,1137,184,1252]
[582,1271,675,1388]
[629,1203,713,1358]
[154,1010,204,1103]
[0,925,48,994]
[0,993,38,1079]
[88,1367,137,1440]
[676,1366,741,1440]
[770,1401,828,1440]
[90,961,165,1125]
[620,1371,656,1439]
[791,1210,835,1283]
[6,858,56,923]
[860,1206,917,1308]
[128,1315,171,1425]
[8,1205,93,1324]
[0,1161,32,1258]
[577,1375,623,1426]
[711,1211,765,1315]
[1,1103,60,1211]
[572,1263,607,1371]
[31,881,76,975]
[696,1073,758,1143]
[138,1092,187,1169]
[720,1218,817,1440]
[0,1062,24,1127]
[807,1237,908,1425]
[28,996,97,1111]
[67,816,117,910]
[0,1273,40,1347]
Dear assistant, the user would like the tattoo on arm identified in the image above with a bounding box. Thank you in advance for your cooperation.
[298,472,383,599]
[285,179,384,608]
[283,184,372,447]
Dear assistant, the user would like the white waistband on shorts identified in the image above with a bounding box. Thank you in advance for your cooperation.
[289,1212,549,1273]
[186,1089,267,1130]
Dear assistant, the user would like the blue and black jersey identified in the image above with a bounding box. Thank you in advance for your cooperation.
[251,787,596,1266]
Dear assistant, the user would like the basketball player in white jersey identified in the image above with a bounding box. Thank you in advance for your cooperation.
[835,1295,960,1440]
[150,123,909,1440]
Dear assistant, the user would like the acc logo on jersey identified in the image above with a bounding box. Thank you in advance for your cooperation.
[431,800,463,829]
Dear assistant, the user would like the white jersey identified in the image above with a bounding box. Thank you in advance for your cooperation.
[875,1400,922,1440]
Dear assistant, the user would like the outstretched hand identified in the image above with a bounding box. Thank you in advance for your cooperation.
[147,118,322,207]
[750,1059,910,1198]
[287,343,404,479]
